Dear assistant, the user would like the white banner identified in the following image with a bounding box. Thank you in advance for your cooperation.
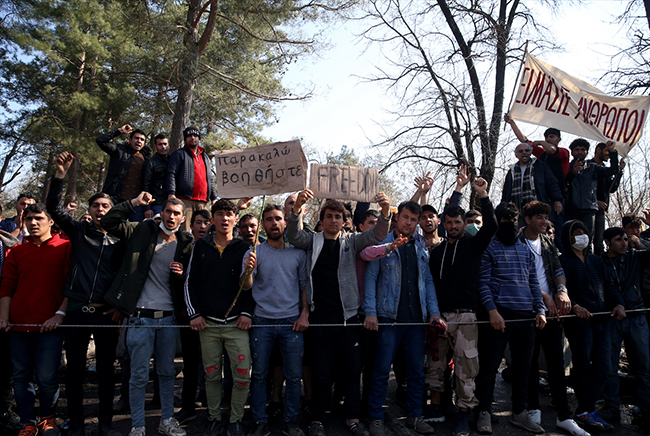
[509,54,650,157]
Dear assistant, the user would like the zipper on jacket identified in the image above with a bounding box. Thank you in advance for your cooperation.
[88,234,108,304]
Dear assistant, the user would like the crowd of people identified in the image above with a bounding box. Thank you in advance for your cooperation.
[0,119,648,436]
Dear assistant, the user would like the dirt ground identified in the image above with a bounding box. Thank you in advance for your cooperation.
[1,355,645,436]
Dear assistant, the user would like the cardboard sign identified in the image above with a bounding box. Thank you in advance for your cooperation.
[309,163,379,202]
[510,54,650,157]
[215,140,307,198]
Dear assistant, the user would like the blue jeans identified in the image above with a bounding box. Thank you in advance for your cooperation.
[126,315,179,427]
[250,316,303,423]
[9,330,64,423]
[565,317,611,414]
[369,319,426,420]
[604,315,650,409]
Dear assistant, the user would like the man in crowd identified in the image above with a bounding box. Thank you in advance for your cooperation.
[623,214,650,250]
[0,203,71,436]
[287,189,391,436]
[238,213,263,246]
[559,220,624,432]
[0,194,36,241]
[46,152,123,436]
[245,204,309,436]
[364,201,443,436]
[600,227,650,425]
[500,142,563,223]
[592,142,624,255]
[167,126,218,232]
[465,209,482,226]
[426,171,496,436]
[476,202,546,434]
[565,139,619,245]
[190,209,212,241]
[102,193,194,436]
[519,201,588,436]
[143,133,170,219]
[185,199,256,436]
[96,124,152,219]
[419,205,442,247]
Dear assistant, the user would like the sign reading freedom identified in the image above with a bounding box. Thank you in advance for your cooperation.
[215,140,307,198]
[309,164,379,202]
[510,54,650,157]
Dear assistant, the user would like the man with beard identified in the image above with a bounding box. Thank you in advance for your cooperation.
[425,173,496,436]
[244,204,309,436]
[475,202,546,434]
[102,193,194,436]
[364,201,443,436]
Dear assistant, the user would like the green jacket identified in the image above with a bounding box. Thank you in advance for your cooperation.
[102,200,193,316]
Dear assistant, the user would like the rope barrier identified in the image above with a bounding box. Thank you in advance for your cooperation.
[6,308,648,329]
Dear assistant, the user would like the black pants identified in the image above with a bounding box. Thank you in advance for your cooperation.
[179,325,201,411]
[65,308,119,427]
[476,308,536,415]
[527,319,572,420]
[309,314,362,423]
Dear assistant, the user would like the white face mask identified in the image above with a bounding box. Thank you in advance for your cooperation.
[572,234,589,251]
[159,221,180,236]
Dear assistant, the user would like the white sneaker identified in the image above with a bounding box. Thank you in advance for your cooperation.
[158,418,186,436]
[556,418,591,436]
[129,428,146,436]
[527,409,542,425]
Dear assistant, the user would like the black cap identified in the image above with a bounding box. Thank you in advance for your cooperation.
[183,126,201,140]
[422,204,438,215]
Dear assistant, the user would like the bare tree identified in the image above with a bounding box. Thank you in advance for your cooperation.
[359,0,558,193]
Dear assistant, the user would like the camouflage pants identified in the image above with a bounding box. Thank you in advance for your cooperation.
[425,311,479,409]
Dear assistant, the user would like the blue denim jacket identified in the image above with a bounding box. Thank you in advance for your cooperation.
[363,232,440,321]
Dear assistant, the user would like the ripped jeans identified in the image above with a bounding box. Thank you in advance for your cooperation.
[199,319,251,423]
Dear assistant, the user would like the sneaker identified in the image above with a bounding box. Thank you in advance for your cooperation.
[308,422,326,436]
[348,422,370,436]
[39,415,60,436]
[424,404,445,423]
[250,423,270,436]
[590,411,614,431]
[283,421,304,436]
[368,420,385,436]
[405,417,434,435]
[19,423,38,436]
[477,411,492,434]
[204,420,224,436]
[556,418,590,436]
[227,422,244,436]
[574,412,603,432]
[128,427,146,436]
[453,412,469,436]
[510,411,544,434]
[0,410,20,429]
[174,409,197,425]
[527,409,542,425]
[158,418,187,436]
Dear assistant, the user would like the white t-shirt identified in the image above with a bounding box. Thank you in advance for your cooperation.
[525,237,551,311]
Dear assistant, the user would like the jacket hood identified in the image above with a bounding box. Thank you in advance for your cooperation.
[0,230,19,248]
[561,219,588,258]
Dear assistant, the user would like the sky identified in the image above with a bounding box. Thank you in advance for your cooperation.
[261,1,639,160]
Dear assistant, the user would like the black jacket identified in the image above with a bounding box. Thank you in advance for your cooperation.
[166,146,217,202]
[96,129,152,202]
[102,200,193,316]
[559,220,623,313]
[46,176,123,305]
[566,151,619,212]
[601,250,650,312]
[429,196,498,312]
[142,153,168,209]
[184,235,254,321]
[501,157,563,208]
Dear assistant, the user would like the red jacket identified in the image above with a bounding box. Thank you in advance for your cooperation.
[0,234,71,332]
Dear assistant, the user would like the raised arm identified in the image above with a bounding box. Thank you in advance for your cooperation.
[504,113,528,143]
[46,151,79,238]
[96,124,132,155]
